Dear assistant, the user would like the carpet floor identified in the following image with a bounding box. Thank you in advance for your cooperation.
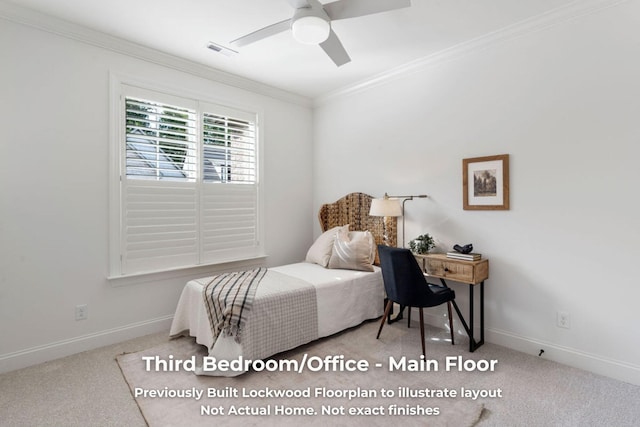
[117,319,485,426]
[2,318,639,426]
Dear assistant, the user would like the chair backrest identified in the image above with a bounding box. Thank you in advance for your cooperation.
[377,245,436,307]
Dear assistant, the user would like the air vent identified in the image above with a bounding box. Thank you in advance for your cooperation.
[207,42,237,57]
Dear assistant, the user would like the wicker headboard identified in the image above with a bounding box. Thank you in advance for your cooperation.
[318,193,397,264]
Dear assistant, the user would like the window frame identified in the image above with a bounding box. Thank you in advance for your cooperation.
[108,73,265,279]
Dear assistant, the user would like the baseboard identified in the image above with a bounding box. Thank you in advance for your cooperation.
[414,307,640,386]
[6,311,639,387]
[0,315,173,374]
[486,328,640,387]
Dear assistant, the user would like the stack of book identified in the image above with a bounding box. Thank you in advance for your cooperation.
[446,252,482,261]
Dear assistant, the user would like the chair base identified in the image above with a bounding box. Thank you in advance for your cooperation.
[377,301,456,358]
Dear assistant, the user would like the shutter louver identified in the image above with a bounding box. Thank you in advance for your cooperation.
[125,97,197,181]
[122,181,198,274]
[203,112,256,184]
[201,184,259,263]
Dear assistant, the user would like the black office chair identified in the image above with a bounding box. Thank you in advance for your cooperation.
[376,245,458,357]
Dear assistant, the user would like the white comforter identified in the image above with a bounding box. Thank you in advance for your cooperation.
[169,262,383,376]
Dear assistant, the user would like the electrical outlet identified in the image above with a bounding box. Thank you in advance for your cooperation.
[75,304,88,321]
[557,311,570,329]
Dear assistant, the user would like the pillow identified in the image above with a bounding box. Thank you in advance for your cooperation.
[328,228,375,272]
[305,225,348,267]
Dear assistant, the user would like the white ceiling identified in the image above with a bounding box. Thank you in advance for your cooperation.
[7,0,577,99]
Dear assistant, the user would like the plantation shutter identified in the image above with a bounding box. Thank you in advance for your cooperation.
[201,104,260,263]
[121,87,199,274]
[114,84,262,276]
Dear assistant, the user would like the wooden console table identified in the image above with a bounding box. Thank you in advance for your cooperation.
[414,253,489,352]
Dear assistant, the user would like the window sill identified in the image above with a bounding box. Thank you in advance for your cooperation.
[107,255,268,287]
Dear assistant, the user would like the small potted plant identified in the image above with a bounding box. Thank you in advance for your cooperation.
[409,234,435,254]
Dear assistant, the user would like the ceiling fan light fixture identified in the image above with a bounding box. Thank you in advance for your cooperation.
[292,15,330,45]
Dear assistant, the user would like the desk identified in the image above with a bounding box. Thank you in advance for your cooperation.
[414,254,489,352]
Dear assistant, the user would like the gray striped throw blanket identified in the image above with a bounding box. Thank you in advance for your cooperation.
[203,267,267,344]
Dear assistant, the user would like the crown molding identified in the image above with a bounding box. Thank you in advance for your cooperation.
[0,1,312,108]
[1,0,627,108]
[314,0,629,107]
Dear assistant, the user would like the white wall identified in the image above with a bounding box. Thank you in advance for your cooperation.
[314,1,640,384]
[3,1,639,386]
[0,17,314,371]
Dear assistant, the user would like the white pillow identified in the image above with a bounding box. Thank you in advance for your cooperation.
[328,228,375,272]
[305,225,348,267]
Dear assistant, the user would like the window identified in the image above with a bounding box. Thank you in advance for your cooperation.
[110,83,263,277]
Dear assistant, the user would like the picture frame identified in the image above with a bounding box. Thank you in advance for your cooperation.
[463,154,509,210]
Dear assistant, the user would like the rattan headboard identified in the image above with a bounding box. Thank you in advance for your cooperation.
[318,193,397,263]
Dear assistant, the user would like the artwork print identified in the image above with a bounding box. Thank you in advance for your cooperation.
[463,154,509,210]
[473,169,497,197]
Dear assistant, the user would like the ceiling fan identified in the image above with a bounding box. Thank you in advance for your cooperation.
[230,0,411,67]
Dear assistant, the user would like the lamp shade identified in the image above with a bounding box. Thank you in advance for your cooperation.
[292,15,330,45]
[369,198,402,217]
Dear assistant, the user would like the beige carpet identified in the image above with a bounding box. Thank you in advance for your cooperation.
[117,320,484,427]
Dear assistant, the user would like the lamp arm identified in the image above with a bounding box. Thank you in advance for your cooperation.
[388,194,428,200]
[387,194,428,248]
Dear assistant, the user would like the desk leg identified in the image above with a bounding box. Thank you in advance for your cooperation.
[480,280,485,346]
[388,305,406,324]
[468,281,485,352]
[444,279,485,352]
[469,284,474,352]
[468,282,485,352]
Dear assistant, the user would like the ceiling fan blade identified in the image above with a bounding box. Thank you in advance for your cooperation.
[323,0,411,20]
[230,19,292,48]
[320,29,351,66]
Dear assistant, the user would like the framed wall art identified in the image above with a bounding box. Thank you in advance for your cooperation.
[463,154,509,210]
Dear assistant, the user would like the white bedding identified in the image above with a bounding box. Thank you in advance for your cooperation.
[169,262,383,376]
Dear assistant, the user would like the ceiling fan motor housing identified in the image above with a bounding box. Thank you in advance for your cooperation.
[291,7,331,44]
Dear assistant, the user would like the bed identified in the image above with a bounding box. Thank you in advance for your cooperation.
[168,192,397,376]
